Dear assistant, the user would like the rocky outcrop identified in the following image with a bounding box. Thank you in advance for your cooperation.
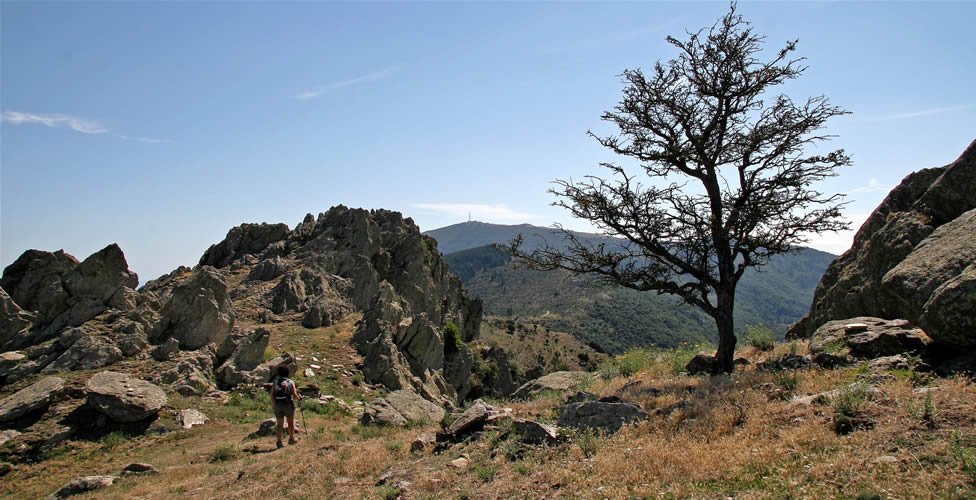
[789,140,976,350]
[558,397,650,433]
[199,223,290,268]
[151,266,234,350]
[216,328,270,387]
[511,371,591,400]
[49,475,117,499]
[360,390,446,426]
[85,371,167,423]
[0,288,34,348]
[0,376,63,423]
[809,317,931,358]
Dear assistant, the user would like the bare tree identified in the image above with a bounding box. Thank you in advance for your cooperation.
[511,3,850,373]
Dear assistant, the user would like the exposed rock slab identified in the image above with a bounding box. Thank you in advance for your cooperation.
[558,399,649,433]
[85,371,167,423]
[513,418,558,444]
[178,409,209,429]
[809,317,930,358]
[360,390,446,426]
[512,371,590,400]
[49,475,117,499]
[0,376,63,422]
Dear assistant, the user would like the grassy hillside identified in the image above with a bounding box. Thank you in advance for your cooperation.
[445,243,836,354]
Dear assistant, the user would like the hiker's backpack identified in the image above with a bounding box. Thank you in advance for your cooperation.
[273,377,293,402]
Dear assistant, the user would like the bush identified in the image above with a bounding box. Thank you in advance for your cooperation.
[772,370,799,398]
[573,428,602,458]
[744,324,775,351]
[474,463,499,482]
[208,443,239,463]
[616,348,654,377]
[99,431,127,450]
[442,321,463,351]
[831,382,873,434]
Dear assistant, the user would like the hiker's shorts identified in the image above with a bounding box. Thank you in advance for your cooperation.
[273,401,295,418]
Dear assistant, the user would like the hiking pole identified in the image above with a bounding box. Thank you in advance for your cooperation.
[298,396,308,436]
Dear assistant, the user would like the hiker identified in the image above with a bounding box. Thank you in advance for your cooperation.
[270,364,302,448]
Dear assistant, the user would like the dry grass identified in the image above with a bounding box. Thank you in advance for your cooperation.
[4,295,976,500]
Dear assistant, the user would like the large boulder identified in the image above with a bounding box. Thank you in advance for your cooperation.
[151,266,235,350]
[85,371,167,423]
[61,244,139,308]
[789,140,976,349]
[49,475,117,499]
[0,249,78,325]
[0,288,35,349]
[199,223,290,268]
[360,390,446,426]
[216,328,270,387]
[0,376,63,423]
[511,371,590,400]
[558,398,650,433]
[809,317,931,358]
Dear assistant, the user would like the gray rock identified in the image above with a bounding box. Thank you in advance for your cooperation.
[246,256,288,282]
[446,399,495,436]
[250,353,298,384]
[0,350,27,379]
[0,287,35,349]
[48,475,117,499]
[810,317,930,358]
[0,376,64,422]
[513,418,558,444]
[152,266,235,350]
[789,140,976,348]
[159,348,217,396]
[301,296,352,328]
[151,337,181,361]
[200,223,291,269]
[410,433,436,453]
[0,249,78,326]
[178,409,210,429]
[216,328,270,387]
[511,371,591,400]
[61,244,139,308]
[86,371,167,423]
[685,353,717,375]
[121,463,159,475]
[558,399,649,433]
[868,354,911,372]
[42,333,123,373]
[0,429,21,446]
[360,390,446,426]
[811,351,850,368]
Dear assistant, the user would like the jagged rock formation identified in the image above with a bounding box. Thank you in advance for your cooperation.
[1,204,482,430]
[789,139,976,350]
[0,245,150,385]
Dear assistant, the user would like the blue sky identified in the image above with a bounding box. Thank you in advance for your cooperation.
[2,1,974,283]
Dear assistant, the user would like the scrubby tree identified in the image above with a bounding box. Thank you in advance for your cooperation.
[512,4,850,373]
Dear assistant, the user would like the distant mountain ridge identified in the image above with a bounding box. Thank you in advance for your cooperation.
[426,221,837,354]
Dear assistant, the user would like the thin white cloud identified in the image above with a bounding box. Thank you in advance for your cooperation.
[863,104,973,121]
[1,110,107,134]
[117,135,170,144]
[411,203,538,223]
[295,65,404,99]
[2,110,169,143]
[849,178,890,194]
[801,211,871,256]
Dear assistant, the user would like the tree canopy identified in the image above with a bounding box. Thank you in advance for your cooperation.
[512,3,850,373]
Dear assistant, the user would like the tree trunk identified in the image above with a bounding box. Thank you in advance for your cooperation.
[713,289,736,374]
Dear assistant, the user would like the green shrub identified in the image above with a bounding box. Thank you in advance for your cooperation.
[950,431,976,482]
[99,431,127,450]
[378,485,401,500]
[573,428,602,458]
[744,324,775,351]
[597,360,620,380]
[473,463,498,482]
[512,461,532,476]
[616,348,654,377]
[208,443,239,463]
[772,370,799,398]
[442,321,463,351]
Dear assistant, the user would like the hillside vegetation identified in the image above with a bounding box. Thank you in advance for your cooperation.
[442,241,835,354]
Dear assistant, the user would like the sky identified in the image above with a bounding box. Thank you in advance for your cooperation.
[2,1,974,283]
